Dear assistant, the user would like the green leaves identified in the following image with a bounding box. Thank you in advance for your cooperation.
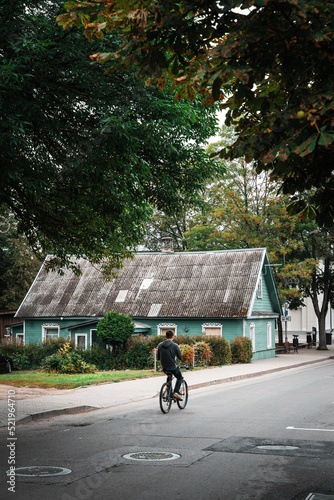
[1,0,218,274]
[97,312,135,349]
[57,0,334,227]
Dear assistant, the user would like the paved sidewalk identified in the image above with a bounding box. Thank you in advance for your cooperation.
[0,346,333,427]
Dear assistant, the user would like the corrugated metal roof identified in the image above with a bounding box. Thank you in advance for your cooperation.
[16,249,269,319]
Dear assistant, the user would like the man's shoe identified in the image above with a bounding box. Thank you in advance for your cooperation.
[173,393,183,401]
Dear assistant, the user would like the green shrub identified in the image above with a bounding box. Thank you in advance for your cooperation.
[231,336,253,363]
[126,336,153,369]
[174,335,195,346]
[97,311,134,351]
[81,344,111,370]
[204,336,232,366]
[10,353,31,370]
[42,342,96,373]
[0,337,75,369]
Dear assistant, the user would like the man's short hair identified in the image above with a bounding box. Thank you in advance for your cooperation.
[165,330,174,339]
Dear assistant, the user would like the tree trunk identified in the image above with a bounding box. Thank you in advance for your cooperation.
[277,315,283,345]
[310,257,330,350]
[317,310,328,350]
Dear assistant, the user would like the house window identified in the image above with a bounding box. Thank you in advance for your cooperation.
[202,323,222,337]
[249,323,255,352]
[257,276,263,299]
[267,322,272,349]
[42,324,59,341]
[75,334,87,350]
[158,323,177,336]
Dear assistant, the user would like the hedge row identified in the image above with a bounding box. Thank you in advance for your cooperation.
[0,335,252,371]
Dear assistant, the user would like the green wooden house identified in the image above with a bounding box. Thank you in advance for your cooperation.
[10,245,282,361]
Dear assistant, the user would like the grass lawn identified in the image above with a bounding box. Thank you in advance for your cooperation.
[0,369,163,389]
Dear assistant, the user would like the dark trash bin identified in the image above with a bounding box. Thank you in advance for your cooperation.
[312,327,317,346]
[293,335,299,352]
[306,332,312,347]
[326,332,332,345]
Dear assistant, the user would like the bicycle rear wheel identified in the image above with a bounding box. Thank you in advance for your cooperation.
[160,382,172,413]
[177,380,188,409]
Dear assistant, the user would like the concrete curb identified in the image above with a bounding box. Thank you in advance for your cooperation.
[189,356,334,390]
[16,405,100,425]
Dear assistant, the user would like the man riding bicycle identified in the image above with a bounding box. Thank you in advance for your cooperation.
[157,330,184,401]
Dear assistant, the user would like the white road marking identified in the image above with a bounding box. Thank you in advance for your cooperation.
[287,426,334,432]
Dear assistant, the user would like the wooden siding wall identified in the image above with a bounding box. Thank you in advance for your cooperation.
[252,274,275,313]
[0,312,21,342]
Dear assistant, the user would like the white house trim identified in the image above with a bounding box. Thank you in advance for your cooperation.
[157,323,178,335]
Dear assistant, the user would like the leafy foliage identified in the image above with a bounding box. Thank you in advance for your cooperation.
[0,337,73,370]
[42,342,96,373]
[201,336,232,366]
[97,311,135,350]
[231,337,253,364]
[1,0,219,274]
[0,215,42,309]
[58,0,334,226]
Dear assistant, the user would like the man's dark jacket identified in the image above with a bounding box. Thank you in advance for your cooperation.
[157,339,183,370]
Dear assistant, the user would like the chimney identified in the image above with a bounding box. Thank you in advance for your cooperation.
[161,237,174,253]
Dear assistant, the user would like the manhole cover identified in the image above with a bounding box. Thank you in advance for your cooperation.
[123,452,180,461]
[256,445,300,451]
[7,466,72,477]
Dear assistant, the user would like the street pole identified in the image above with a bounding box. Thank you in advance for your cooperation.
[285,301,288,342]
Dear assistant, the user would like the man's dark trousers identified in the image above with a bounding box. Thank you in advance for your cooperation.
[167,366,183,394]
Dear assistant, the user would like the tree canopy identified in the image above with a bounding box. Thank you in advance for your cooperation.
[97,311,134,351]
[58,0,334,227]
[1,0,219,274]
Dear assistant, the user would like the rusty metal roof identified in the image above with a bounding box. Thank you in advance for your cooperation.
[16,248,273,319]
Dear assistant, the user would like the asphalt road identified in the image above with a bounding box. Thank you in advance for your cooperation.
[1,360,334,500]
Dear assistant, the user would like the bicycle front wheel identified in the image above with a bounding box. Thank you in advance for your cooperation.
[177,380,188,410]
[159,383,172,414]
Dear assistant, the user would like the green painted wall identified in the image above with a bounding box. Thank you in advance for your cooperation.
[12,314,277,360]
[252,275,275,313]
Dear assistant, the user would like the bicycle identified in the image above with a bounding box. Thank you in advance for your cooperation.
[159,365,189,414]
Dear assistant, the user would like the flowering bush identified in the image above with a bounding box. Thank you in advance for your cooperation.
[194,342,212,366]
[179,344,194,366]
[42,342,96,373]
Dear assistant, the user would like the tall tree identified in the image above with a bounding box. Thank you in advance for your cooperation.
[0,215,42,310]
[1,0,219,274]
[58,0,334,227]
[184,161,333,349]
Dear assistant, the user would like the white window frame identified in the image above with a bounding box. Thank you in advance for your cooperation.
[267,322,272,349]
[257,276,263,299]
[42,324,59,341]
[90,329,97,347]
[249,323,255,352]
[201,323,222,337]
[157,323,178,336]
[75,333,87,350]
